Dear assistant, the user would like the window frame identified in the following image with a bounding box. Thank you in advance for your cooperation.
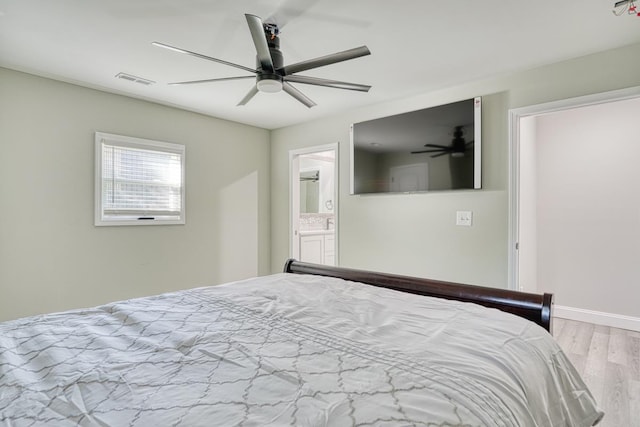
[94,132,186,226]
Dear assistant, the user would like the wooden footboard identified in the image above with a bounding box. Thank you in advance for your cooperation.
[284,259,553,333]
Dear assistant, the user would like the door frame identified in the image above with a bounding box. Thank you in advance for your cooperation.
[507,85,640,291]
[289,142,339,263]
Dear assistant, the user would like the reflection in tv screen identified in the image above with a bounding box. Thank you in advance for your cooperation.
[350,97,481,195]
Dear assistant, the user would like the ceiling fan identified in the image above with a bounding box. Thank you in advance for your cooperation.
[410,126,474,158]
[152,14,371,108]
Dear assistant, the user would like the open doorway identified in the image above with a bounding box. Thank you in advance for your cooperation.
[290,143,338,266]
[509,86,640,330]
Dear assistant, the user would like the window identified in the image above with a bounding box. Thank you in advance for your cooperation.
[95,132,185,226]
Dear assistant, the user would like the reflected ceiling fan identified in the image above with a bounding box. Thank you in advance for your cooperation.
[152,13,371,108]
[410,126,474,158]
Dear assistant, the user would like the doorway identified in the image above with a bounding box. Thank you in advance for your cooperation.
[290,143,338,266]
[509,86,640,329]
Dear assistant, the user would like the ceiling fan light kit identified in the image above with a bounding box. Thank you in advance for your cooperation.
[256,78,283,93]
[153,13,372,108]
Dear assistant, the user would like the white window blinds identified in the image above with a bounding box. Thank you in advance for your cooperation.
[95,132,185,226]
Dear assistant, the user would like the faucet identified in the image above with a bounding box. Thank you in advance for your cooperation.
[326,217,335,230]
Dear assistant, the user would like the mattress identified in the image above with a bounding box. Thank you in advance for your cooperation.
[0,273,603,426]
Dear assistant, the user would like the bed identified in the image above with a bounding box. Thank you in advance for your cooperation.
[0,260,603,426]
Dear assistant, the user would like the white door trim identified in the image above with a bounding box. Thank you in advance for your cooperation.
[507,85,640,291]
[289,142,339,263]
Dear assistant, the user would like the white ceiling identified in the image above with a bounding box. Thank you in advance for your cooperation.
[1,0,638,130]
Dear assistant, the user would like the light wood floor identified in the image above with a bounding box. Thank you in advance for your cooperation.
[553,317,639,426]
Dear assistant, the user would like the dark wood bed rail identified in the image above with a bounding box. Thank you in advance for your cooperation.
[284,259,553,333]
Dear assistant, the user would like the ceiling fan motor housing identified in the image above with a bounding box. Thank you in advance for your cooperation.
[255,27,284,91]
[263,31,284,71]
[451,126,467,153]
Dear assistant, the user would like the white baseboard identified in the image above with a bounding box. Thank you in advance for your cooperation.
[554,305,640,332]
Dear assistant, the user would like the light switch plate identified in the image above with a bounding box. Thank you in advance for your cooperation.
[456,211,473,226]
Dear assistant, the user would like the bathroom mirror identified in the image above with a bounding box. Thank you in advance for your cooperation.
[300,170,320,213]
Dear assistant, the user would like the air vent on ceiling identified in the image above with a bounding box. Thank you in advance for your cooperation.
[115,72,155,86]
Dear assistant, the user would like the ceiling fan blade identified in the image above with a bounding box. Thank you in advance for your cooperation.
[168,76,255,85]
[237,85,259,106]
[411,147,451,154]
[284,75,370,92]
[265,0,320,28]
[245,14,275,73]
[265,9,292,28]
[152,42,257,74]
[423,143,450,149]
[281,46,371,75]
[431,152,450,158]
[283,82,316,108]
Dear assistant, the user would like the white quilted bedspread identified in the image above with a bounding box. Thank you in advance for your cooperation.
[0,273,603,426]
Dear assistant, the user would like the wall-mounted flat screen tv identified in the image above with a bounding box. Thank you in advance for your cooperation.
[350,97,481,195]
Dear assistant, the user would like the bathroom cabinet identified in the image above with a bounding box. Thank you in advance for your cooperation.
[299,231,335,266]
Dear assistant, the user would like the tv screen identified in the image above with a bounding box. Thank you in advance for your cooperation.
[350,97,481,195]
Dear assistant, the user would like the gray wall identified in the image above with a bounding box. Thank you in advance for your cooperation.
[270,42,640,289]
[0,68,271,321]
[3,42,640,322]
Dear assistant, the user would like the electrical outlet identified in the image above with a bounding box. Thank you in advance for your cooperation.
[456,211,472,226]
